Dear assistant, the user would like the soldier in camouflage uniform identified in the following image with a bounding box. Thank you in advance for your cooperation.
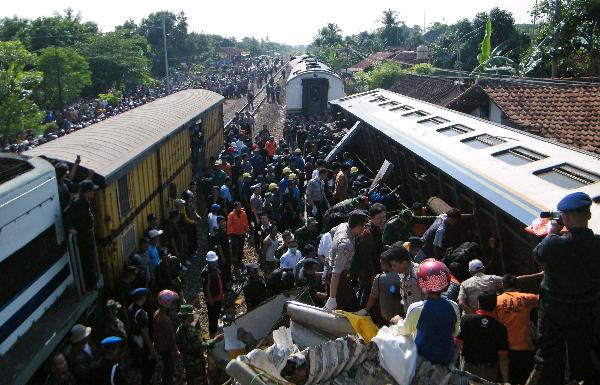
[102,300,127,340]
[382,209,438,246]
[321,196,369,233]
[294,217,319,250]
[176,305,217,385]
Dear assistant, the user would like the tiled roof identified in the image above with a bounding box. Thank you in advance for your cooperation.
[389,51,418,66]
[218,47,241,55]
[388,74,464,106]
[463,81,600,154]
[350,51,393,70]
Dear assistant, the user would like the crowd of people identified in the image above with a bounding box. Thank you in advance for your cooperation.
[3,56,281,154]
[42,84,599,384]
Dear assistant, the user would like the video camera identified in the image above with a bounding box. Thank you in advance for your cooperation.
[540,211,564,226]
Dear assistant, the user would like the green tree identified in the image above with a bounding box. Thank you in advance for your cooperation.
[0,41,44,145]
[77,31,151,93]
[0,16,29,41]
[139,11,190,76]
[378,9,405,48]
[21,9,98,51]
[409,63,436,75]
[368,61,406,89]
[38,46,91,109]
[524,0,600,76]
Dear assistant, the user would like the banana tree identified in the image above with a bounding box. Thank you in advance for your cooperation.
[471,19,516,75]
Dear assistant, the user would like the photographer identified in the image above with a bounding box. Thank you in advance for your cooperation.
[533,192,600,385]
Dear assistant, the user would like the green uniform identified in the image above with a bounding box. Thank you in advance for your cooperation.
[322,197,362,233]
[175,324,215,385]
[382,214,438,246]
[294,225,318,250]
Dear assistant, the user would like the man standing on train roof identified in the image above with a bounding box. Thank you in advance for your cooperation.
[323,210,369,312]
[533,192,600,385]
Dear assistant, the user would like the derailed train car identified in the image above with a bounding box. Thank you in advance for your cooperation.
[329,89,600,274]
[26,89,225,288]
[286,56,345,116]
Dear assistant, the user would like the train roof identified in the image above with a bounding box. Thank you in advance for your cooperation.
[25,89,224,187]
[287,57,341,82]
[330,88,600,232]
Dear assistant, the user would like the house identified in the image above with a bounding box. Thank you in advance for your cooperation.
[446,80,600,154]
[388,74,465,106]
[347,51,394,73]
[388,51,419,67]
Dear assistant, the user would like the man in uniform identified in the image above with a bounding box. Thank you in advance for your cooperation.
[294,217,319,251]
[323,210,369,312]
[128,288,156,385]
[352,203,386,308]
[242,263,268,311]
[533,192,600,385]
[321,195,369,232]
[382,208,438,247]
[176,305,218,385]
[458,259,503,314]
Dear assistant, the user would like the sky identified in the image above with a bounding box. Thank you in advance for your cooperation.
[2,0,536,46]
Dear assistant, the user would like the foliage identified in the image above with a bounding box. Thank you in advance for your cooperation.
[98,90,123,107]
[77,31,152,93]
[20,9,98,51]
[409,63,436,75]
[479,20,492,64]
[37,46,91,108]
[352,69,372,93]
[368,61,406,89]
[523,0,600,76]
[378,9,405,48]
[0,41,44,145]
[429,8,530,71]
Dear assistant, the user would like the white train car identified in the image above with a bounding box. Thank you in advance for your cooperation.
[329,89,600,273]
[286,56,345,116]
[0,155,96,385]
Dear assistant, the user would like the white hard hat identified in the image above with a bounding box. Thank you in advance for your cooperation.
[206,251,218,262]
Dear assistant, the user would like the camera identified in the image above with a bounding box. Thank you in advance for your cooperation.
[540,211,564,227]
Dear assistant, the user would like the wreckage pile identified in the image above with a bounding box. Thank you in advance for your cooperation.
[223,302,501,385]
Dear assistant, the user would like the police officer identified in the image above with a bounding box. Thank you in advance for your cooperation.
[128,288,156,385]
[96,337,126,385]
[323,210,369,312]
[533,192,600,385]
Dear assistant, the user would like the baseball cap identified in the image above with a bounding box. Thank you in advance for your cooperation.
[468,259,484,272]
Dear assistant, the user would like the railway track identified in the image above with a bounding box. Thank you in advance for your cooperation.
[224,60,289,130]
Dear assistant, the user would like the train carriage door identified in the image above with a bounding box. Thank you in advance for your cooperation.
[302,78,329,116]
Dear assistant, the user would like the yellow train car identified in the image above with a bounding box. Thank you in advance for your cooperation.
[26,90,224,288]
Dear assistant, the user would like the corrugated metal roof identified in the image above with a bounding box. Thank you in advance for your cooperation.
[25,89,224,185]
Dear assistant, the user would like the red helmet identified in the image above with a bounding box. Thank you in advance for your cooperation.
[416,260,450,294]
[157,290,180,308]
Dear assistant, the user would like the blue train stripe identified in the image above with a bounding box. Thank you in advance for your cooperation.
[0,265,70,345]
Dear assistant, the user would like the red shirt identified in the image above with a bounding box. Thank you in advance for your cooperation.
[227,209,250,235]
[265,140,277,157]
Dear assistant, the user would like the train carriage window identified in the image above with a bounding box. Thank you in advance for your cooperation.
[493,147,548,166]
[437,124,474,137]
[534,163,600,189]
[121,225,137,260]
[390,105,413,112]
[368,96,388,103]
[0,225,64,308]
[418,117,450,127]
[378,101,400,107]
[461,134,506,149]
[117,175,131,219]
[402,110,429,119]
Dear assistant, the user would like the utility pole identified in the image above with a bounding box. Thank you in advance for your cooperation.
[162,13,170,93]
[54,46,64,111]
[551,0,561,78]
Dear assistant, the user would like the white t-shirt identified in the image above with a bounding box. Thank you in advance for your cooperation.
[280,250,302,271]
[317,232,332,258]
[207,213,218,237]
